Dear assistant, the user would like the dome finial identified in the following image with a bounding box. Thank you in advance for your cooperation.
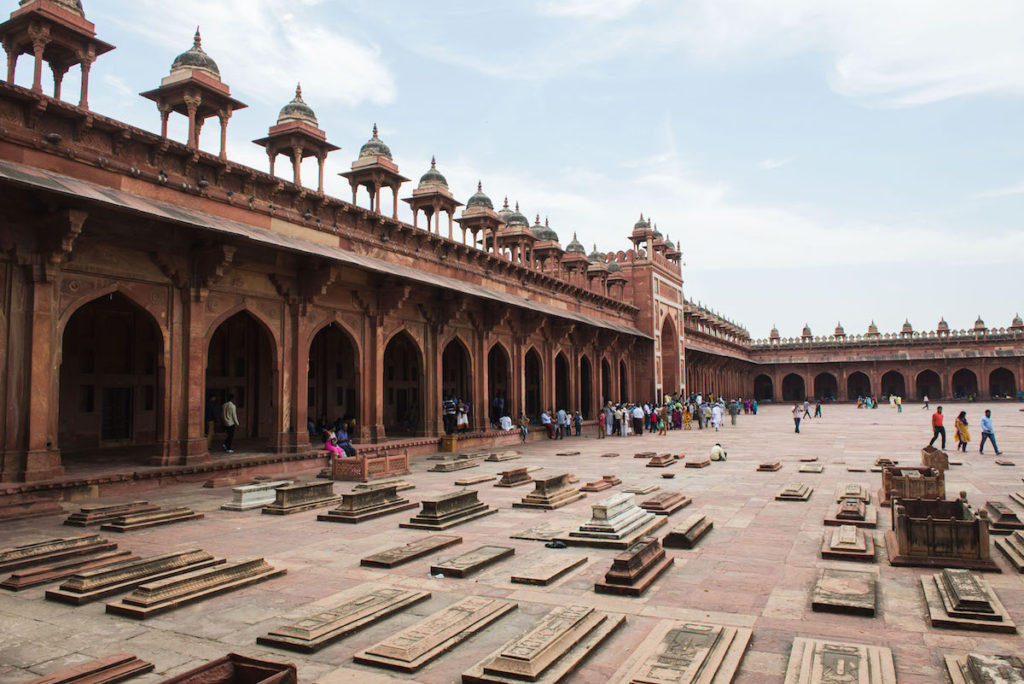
[535,214,540,224]
[573,231,578,240]
[372,123,378,137]
[515,201,519,211]
[295,82,302,98]
[477,180,482,192]
[194,26,202,48]
[431,155,436,168]
[503,197,509,209]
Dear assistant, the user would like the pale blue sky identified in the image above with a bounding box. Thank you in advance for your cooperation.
[20,0,1024,339]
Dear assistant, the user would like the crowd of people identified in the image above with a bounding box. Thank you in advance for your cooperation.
[929,406,1003,455]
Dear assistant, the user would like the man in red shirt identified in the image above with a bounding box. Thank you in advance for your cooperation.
[928,406,946,449]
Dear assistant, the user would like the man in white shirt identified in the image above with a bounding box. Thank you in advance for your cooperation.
[221,394,238,453]
[631,405,644,436]
[540,410,554,439]
[499,415,512,431]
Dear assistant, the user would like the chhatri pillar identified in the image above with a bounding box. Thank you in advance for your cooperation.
[403,157,462,238]
[253,84,339,194]
[339,124,408,218]
[454,181,502,248]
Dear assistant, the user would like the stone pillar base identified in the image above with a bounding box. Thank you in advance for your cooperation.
[2,449,65,482]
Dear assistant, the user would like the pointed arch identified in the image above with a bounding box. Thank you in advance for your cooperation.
[554,351,570,412]
[487,342,511,424]
[951,368,978,399]
[523,346,543,419]
[307,321,360,429]
[579,354,593,419]
[383,330,424,436]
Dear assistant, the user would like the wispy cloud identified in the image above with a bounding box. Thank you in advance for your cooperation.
[970,180,1024,199]
[758,157,792,170]
[535,0,645,20]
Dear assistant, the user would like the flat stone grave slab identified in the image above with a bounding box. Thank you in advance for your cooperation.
[820,525,875,562]
[157,653,296,684]
[646,454,675,468]
[1,550,135,591]
[317,485,416,524]
[455,474,496,486]
[594,536,673,597]
[353,595,516,672]
[400,489,497,530]
[556,451,580,456]
[360,535,462,568]
[634,451,656,459]
[684,457,711,469]
[921,568,1017,633]
[461,604,625,684]
[758,461,782,472]
[22,652,154,684]
[995,530,1024,572]
[485,451,520,462]
[257,586,431,653]
[661,473,676,479]
[64,502,161,526]
[811,568,877,616]
[601,452,619,458]
[847,466,867,472]
[996,459,1016,466]
[662,513,713,549]
[560,492,667,549]
[799,456,819,462]
[45,549,222,605]
[608,620,752,684]
[106,557,285,619]
[261,481,340,515]
[429,456,480,472]
[776,483,813,501]
[835,483,871,503]
[798,464,824,473]
[510,523,566,542]
[220,481,293,511]
[353,478,414,493]
[944,653,1024,684]
[510,553,588,585]
[0,535,118,572]
[784,638,895,684]
[495,468,533,488]
[1009,489,1024,508]
[430,545,515,578]
[623,484,658,494]
[985,501,1024,534]
[823,498,877,528]
[580,475,621,492]
[638,491,691,515]
[512,474,585,510]
[100,507,204,532]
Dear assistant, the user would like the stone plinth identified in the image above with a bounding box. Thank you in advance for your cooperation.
[561,492,667,549]
[461,605,625,684]
[580,475,621,492]
[875,458,898,467]
[834,483,870,503]
[685,457,711,469]
[352,478,414,493]
[510,554,588,586]
[662,514,713,549]
[513,474,585,510]
[799,456,818,462]
[945,654,1024,684]
[784,638,895,683]
[431,546,514,578]
[824,498,878,528]
[995,531,1024,571]
[106,558,285,619]
[633,452,655,459]
[0,535,117,572]
[429,455,480,472]
[638,491,691,515]
[495,468,533,488]
[257,587,431,653]
[400,489,496,530]
[609,620,751,684]
[1,550,134,591]
[594,536,673,596]
[798,464,823,473]
[455,475,495,486]
[646,454,675,468]
[485,451,520,462]
[156,653,297,684]
[360,535,462,568]
[46,550,222,605]
[64,502,160,526]
[921,445,950,471]
[879,466,945,506]
[316,485,416,524]
[221,481,293,511]
[353,596,516,672]
[776,483,812,501]
[820,525,875,562]
[921,568,1016,633]
[100,507,204,532]
[624,484,659,495]
[885,496,999,571]
[21,652,154,684]
[261,482,340,515]
[811,568,876,615]
[758,461,782,472]
[984,501,1024,534]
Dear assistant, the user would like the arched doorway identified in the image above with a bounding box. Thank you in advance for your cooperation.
[524,348,542,419]
[847,371,870,399]
[206,311,276,449]
[880,370,905,399]
[619,360,629,402]
[781,373,805,401]
[813,372,837,400]
[442,338,472,403]
[307,323,358,430]
[952,369,978,399]
[601,358,612,404]
[554,353,569,412]
[383,331,423,436]
[915,370,940,400]
[660,316,679,397]
[487,344,511,423]
[579,356,593,419]
[753,374,773,401]
[990,367,1017,398]
[58,293,163,463]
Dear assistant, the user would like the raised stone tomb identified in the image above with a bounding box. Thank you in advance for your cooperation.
[220,481,293,511]
[623,484,658,495]
[261,481,340,515]
[561,492,667,549]
[944,654,1024,684]
[495,468,533,488]
[798,464,823,473]
[633,451,656,459]
[352,478,414,493]
[811,568,877,616]
[455,474,496,486]
[994,530,1024,572]
[316,485,416,524]
[400,489,496,530]
[776,483,813,501]
[984,501,1024,534]
[430,546,514,578]
[758,461,782,471]
[510,554,588,586]
[360,535,462,568]
[921,568,1016,633]
[353,596,516,672]
[1,550,135,591]
[64,502,160,526]
[608,620,752,684]
[156,653,297,684]
[685,456,711,468]
[638,491,691,515]
[100,507,204,532]
[257,586,431,653]
[0,535,117,572]
[824,497,878,528]
[22,652,154,684]
[580,475,621,492]
[461,604,626,684]
[879,465,945,506]
[784,638,896,684]
[45,549,222,605]
[646,454,675,468]
[512,474,585,510]
[485,451,520,462]
[429,455,481,472]
[885,495,999,571]
[106,557,285,619]
[594,536,673,596]
[662,513,713,549]
[820,525,875,562]
[834,483,870,503]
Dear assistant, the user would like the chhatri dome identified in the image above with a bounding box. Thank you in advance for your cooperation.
[868,320,879,335]
[588,244,605,263]
[497,197,514,224]
[539,218,559,242]
[22,0,84,16]
[901,319,913,334]
[358,124,392,160]
[276,84,317,126]
[465,182,493,210]
[1012,313,1023,329]
[633,213,650,231]
[974,315,987,331]
[607,260,622,273]
[505,202,529,228]
[937,317,949,333]
[565,232,586,255]
[171,28,220,80]
[417,157,448,189]
[834,322,845,336]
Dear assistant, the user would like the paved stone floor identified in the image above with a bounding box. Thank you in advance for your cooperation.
[2,402,1024,683]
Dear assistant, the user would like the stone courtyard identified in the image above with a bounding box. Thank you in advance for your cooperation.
[1,402,1023,683]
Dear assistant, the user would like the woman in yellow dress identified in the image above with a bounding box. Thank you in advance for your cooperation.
[683,405,692,430]
[954,411,970,452]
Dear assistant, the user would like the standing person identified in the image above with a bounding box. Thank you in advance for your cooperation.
[954,411,970,453]
[556,408,568,439]
[631,404,644,436]
[683,404,692,430]
[751,399,758,415]
[603,403,614,438]
[598,409,606,439]
[792,404,802,434]
[802,400,812,419]
[922,395,930,410]
[205,394,219,448]
[980,410,1002,455]
[573,411,583,437]
[657,408,667,436]
[711,403,723,431]
[518,413,529,443]
[728,400,740,426]
[896,396,902,414]
[540,410,554,439]
[814,400,822,418]
[442,396,457,435]
[928,406,946,449]
[221,393,238,454]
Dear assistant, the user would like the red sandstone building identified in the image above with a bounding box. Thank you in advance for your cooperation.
[0,2,1020,485]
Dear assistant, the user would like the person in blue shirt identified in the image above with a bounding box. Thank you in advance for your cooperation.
[979,410,1002,455]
